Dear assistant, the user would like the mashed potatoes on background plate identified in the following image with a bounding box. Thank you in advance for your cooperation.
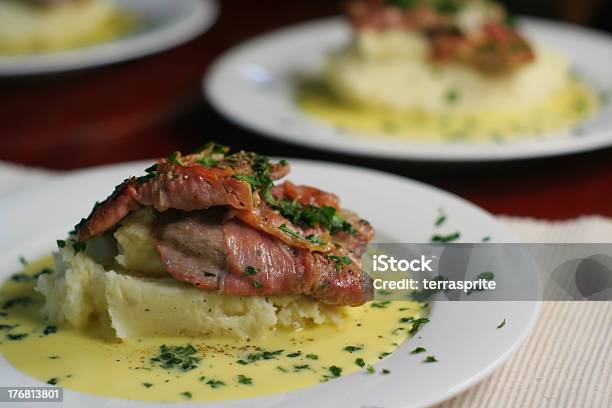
[325,30,571,113]
[36,209,348,340]
[297,0,600,142]
[0,0,134,55]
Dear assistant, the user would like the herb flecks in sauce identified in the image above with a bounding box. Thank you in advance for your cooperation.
[0,257,428,402]
[151,345,201,372]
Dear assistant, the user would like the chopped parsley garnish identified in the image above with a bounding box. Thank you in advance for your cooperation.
[497,319,506,329]
[287,351,302,358]
[0,324,17,330]
[233,174,261,186]
[33,268,52,279]
[378,352,391,359]
[244,266,258,276]
[206,379,225,389]
[276,366,288,373]
[18,256,27,266]
[3,296,32,309]
[73,241,86,254]
[167,151,181,165]
[6,333,27,341]
[278,224,326,246]
[306,354,319,360]
[43,325,57,335]
[305,234,326,245]
[56,240,66,248]
[47,378,59,385]
[467,272,495,295]
[196,156,218,168]
[293,364,310,372]
[279,224,303,240]
[142,383,153,388]
[328,366,342,377]
[407,317,430,334]
[227,151,354,238]
[328,255,351,272]
[136,163,159,184]
[423,355,438,363]
[180,391,192,399]
[150,344,201,372]
[431,232,461,243]
[366,365,375,374]
[388,0,418,9]
[343,345,362,353]
[271,200,355,235]
[355,358,365,368]
[382,368,391,374]
[482,236,491,242]
[371,301,391,308]
[10,274,30,283]
[435,214,447,227]
[237,349,284,365]
[410,347,427,354]
[252,279,262,289]
[446,89,460,103]
[237,375,252,385]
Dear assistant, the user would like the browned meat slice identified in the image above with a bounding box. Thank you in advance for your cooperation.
[77,164,253,241]
[152,212,374,306]
[132,165,253,212]
[76,183,143,244]
[272,181,340,209]
[306,251,374,306]
[76,148,291,242]
[222,219,316,296]
[153,209,227,290]
[222,218,373,305]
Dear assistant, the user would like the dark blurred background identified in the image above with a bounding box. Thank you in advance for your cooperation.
[1,0,612,219]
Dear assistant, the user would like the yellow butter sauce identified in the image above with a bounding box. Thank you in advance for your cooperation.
[297,80,599,142]
[0,257,425,402]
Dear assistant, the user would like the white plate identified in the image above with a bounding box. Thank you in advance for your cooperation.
[0,159,540,407]
[205,17,612,162]
[0,0,218,76]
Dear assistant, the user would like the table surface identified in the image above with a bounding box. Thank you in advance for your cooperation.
[1,0,612,220]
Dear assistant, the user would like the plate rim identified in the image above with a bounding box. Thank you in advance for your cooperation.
[0,0,219,76]
[204,15,612,162]
[0,158,542,407]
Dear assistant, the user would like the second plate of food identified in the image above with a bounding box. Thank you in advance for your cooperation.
[205,3,612,161]
[0,146,539,407]
[0,0,218,76]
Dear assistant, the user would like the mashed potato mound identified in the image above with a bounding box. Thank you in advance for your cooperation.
[37,210,347,340]
[0,0,131,55]
[325,30,570,112]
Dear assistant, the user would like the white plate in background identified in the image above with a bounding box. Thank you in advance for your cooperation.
[205,17,612,162]
[0,159,540,407]
[0,0,218,76]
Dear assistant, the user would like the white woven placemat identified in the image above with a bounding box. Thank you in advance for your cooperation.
[0,162,610,408]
